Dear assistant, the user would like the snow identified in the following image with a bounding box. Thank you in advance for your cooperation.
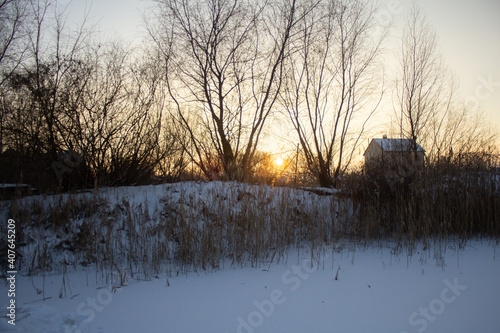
[373,138,425,152]
[0,184,30,189]
[1,181,499,332]
[1,241,499,333]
